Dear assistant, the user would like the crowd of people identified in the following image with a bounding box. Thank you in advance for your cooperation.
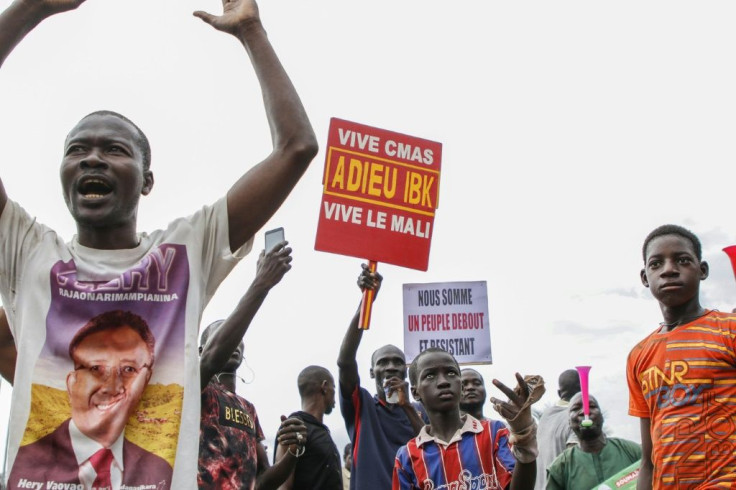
[0,222,732,489]
[0,0,735,489]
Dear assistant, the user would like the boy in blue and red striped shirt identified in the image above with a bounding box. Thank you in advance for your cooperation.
[393,348,538,490]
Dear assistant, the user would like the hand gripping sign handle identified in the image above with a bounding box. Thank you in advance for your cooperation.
[359,261,378,330]
[723,246,736,282]
[575,366,593,427]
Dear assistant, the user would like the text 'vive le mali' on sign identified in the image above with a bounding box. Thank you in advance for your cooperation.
[314,118,442,271]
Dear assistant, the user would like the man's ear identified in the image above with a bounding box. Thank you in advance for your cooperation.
[369,367,375,379]
[700,260,709,280]
[640,268,649,288]
[141,170,154,196]
[66,371,76,395]
[321,380,329,394]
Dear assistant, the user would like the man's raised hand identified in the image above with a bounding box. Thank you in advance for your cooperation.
[19,0,86,17]
[490,373,539,432]
[357,263,382,294]
[254,241,292,290]
[193,0,260,37]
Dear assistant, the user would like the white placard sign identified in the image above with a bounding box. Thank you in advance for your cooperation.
[402,281,491,364]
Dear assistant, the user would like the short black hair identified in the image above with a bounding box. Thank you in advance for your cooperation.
[409,347,460,386]
[569,392,600,411]
[69,310,155,366]
[370,344,405,367]
[558,369,581,401]
[75,110,152,171]
[461,368,484,385]
[199,319,224,348]
[642,224,702,262]
[297,365,333,398]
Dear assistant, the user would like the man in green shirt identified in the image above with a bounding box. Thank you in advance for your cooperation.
[546,393,641,490]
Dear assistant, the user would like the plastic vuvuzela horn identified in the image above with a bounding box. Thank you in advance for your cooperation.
[575,365,593,427]
[723,246,736,283]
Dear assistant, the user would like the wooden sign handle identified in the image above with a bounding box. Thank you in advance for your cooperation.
[359,261,378,330]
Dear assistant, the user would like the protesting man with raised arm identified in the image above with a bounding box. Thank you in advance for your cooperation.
[337,265,427,490]
[0,0,317,487]
[199,244,309,490]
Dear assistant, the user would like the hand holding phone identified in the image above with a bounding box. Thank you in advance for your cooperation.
[265,227,285,253]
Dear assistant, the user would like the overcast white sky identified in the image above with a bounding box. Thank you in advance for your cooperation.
[2,0,736,471]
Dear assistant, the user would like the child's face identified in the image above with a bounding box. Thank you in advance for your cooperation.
[413,351,461,413]
[641,234,708,308]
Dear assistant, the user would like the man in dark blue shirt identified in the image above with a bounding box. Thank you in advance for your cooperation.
[337,265,426,490]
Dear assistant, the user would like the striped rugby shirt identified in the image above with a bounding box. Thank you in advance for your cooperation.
[392,415,515,490]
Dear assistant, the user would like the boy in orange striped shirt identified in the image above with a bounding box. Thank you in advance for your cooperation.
[627,224,736,489]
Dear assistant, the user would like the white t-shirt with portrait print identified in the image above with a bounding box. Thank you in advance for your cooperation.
[0,197,251,489]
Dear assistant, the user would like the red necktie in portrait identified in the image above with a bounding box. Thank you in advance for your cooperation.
[89,448,113,489]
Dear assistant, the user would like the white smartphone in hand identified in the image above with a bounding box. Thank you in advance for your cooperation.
[265,227,285,253]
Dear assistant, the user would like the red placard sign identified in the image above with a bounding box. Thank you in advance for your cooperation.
[315,118,442,271]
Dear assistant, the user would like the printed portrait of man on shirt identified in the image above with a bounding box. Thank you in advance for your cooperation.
[8,310,172,489]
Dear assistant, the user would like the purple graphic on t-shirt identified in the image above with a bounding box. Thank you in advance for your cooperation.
[39,244,189,383]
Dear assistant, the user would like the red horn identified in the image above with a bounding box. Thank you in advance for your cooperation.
[724,246,736,281]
